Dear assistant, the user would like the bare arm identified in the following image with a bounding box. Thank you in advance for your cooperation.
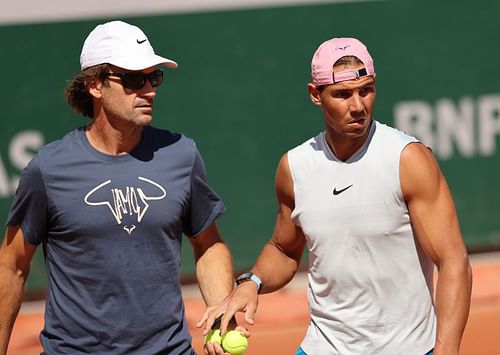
[251,153,307,293]
[189,223,236,355]
[400,143,472,355]
[189,222,234,307]
[197,154,306,334]
[0,226,37,354]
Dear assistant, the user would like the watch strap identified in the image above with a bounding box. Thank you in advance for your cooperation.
[235,272,263,293]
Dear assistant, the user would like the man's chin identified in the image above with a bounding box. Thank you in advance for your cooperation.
[135,115,153,126]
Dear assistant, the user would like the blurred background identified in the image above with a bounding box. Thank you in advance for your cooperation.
[1,1,500,353]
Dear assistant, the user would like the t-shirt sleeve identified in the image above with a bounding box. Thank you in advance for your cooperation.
[6,156,48,245]
[183,149,225,237]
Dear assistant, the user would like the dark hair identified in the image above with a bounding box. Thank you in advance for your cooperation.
[333,55,363,70]
[64,64,110,118]
[316,56,365,92]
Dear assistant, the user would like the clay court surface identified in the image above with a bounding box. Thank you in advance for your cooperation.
[8,252,500,355]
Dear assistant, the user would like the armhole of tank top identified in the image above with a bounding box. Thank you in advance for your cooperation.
[286,151,300,223]
[397,139,419,209]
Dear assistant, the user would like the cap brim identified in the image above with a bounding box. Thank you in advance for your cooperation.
[141,54,178,69]
[109,54,178,70]
[156,55,178,69]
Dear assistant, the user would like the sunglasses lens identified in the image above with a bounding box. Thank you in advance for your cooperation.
[121,74,146,90]
[107,70,164,90]
[150,70,164,88]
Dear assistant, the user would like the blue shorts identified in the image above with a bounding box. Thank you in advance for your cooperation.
[296,347,433,354]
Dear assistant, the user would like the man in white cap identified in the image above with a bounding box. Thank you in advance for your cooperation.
[0,20,235,354]
[199,37,472,355]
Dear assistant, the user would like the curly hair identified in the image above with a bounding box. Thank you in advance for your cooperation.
[64,64,110,118]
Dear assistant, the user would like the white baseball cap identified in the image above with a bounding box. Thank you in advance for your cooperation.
[80,20,178,71]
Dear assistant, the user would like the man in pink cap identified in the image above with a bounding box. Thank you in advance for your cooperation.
[0,20,236,354]
[199,37,472,355]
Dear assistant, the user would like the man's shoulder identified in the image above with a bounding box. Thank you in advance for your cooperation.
[289,132,324,154]
[146,126,196,152]
[18,128,82,177]
[35,128,82,158]
[374,120,418,142]
[372,120,420,159]
[143,127,207,166]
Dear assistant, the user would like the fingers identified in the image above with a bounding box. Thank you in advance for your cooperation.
[244,301,257,325]
[203,310,225,335]
[220,286,259,334]
[196,308,210,328]
[204,303,236,335]
[197,306,223,334]
[197,298,230,334]
[204,340,230,355]
[218,302,255,334]
[219,310,237,335]
[199,282,260,335]
[235,325,250,338]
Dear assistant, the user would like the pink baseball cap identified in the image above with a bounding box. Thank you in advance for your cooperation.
[311,37,375,86]
[80,21,178,71]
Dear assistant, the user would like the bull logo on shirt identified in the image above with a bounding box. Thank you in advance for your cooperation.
[84,176,166,235]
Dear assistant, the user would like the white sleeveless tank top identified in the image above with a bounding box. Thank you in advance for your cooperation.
[288,121,436,354]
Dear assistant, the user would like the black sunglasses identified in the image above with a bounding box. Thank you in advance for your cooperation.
[103,69,164,90]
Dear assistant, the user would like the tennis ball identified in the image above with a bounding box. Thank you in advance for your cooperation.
[221,330,248,355]
[204,329,222,345]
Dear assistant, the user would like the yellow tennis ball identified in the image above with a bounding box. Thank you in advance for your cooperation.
[204,329,222,344]
[221,330,248,355]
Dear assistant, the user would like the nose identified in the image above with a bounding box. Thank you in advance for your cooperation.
[349,93,364,113]
[139,80,157,98]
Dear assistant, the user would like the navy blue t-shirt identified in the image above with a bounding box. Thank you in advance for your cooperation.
[7,126,225,354]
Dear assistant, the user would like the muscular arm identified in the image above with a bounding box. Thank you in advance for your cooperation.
[0,226,37,354]
[189,222,234,307]
[251,153,307,293]
[198,154,306,335]
[400,143,472,355]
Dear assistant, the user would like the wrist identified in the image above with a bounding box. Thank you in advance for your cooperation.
[235,272,263,293]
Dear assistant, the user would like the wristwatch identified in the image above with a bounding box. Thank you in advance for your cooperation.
[235,272,263,293]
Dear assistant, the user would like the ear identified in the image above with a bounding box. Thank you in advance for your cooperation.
[307,83,322,106]
[88,77,104,99]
